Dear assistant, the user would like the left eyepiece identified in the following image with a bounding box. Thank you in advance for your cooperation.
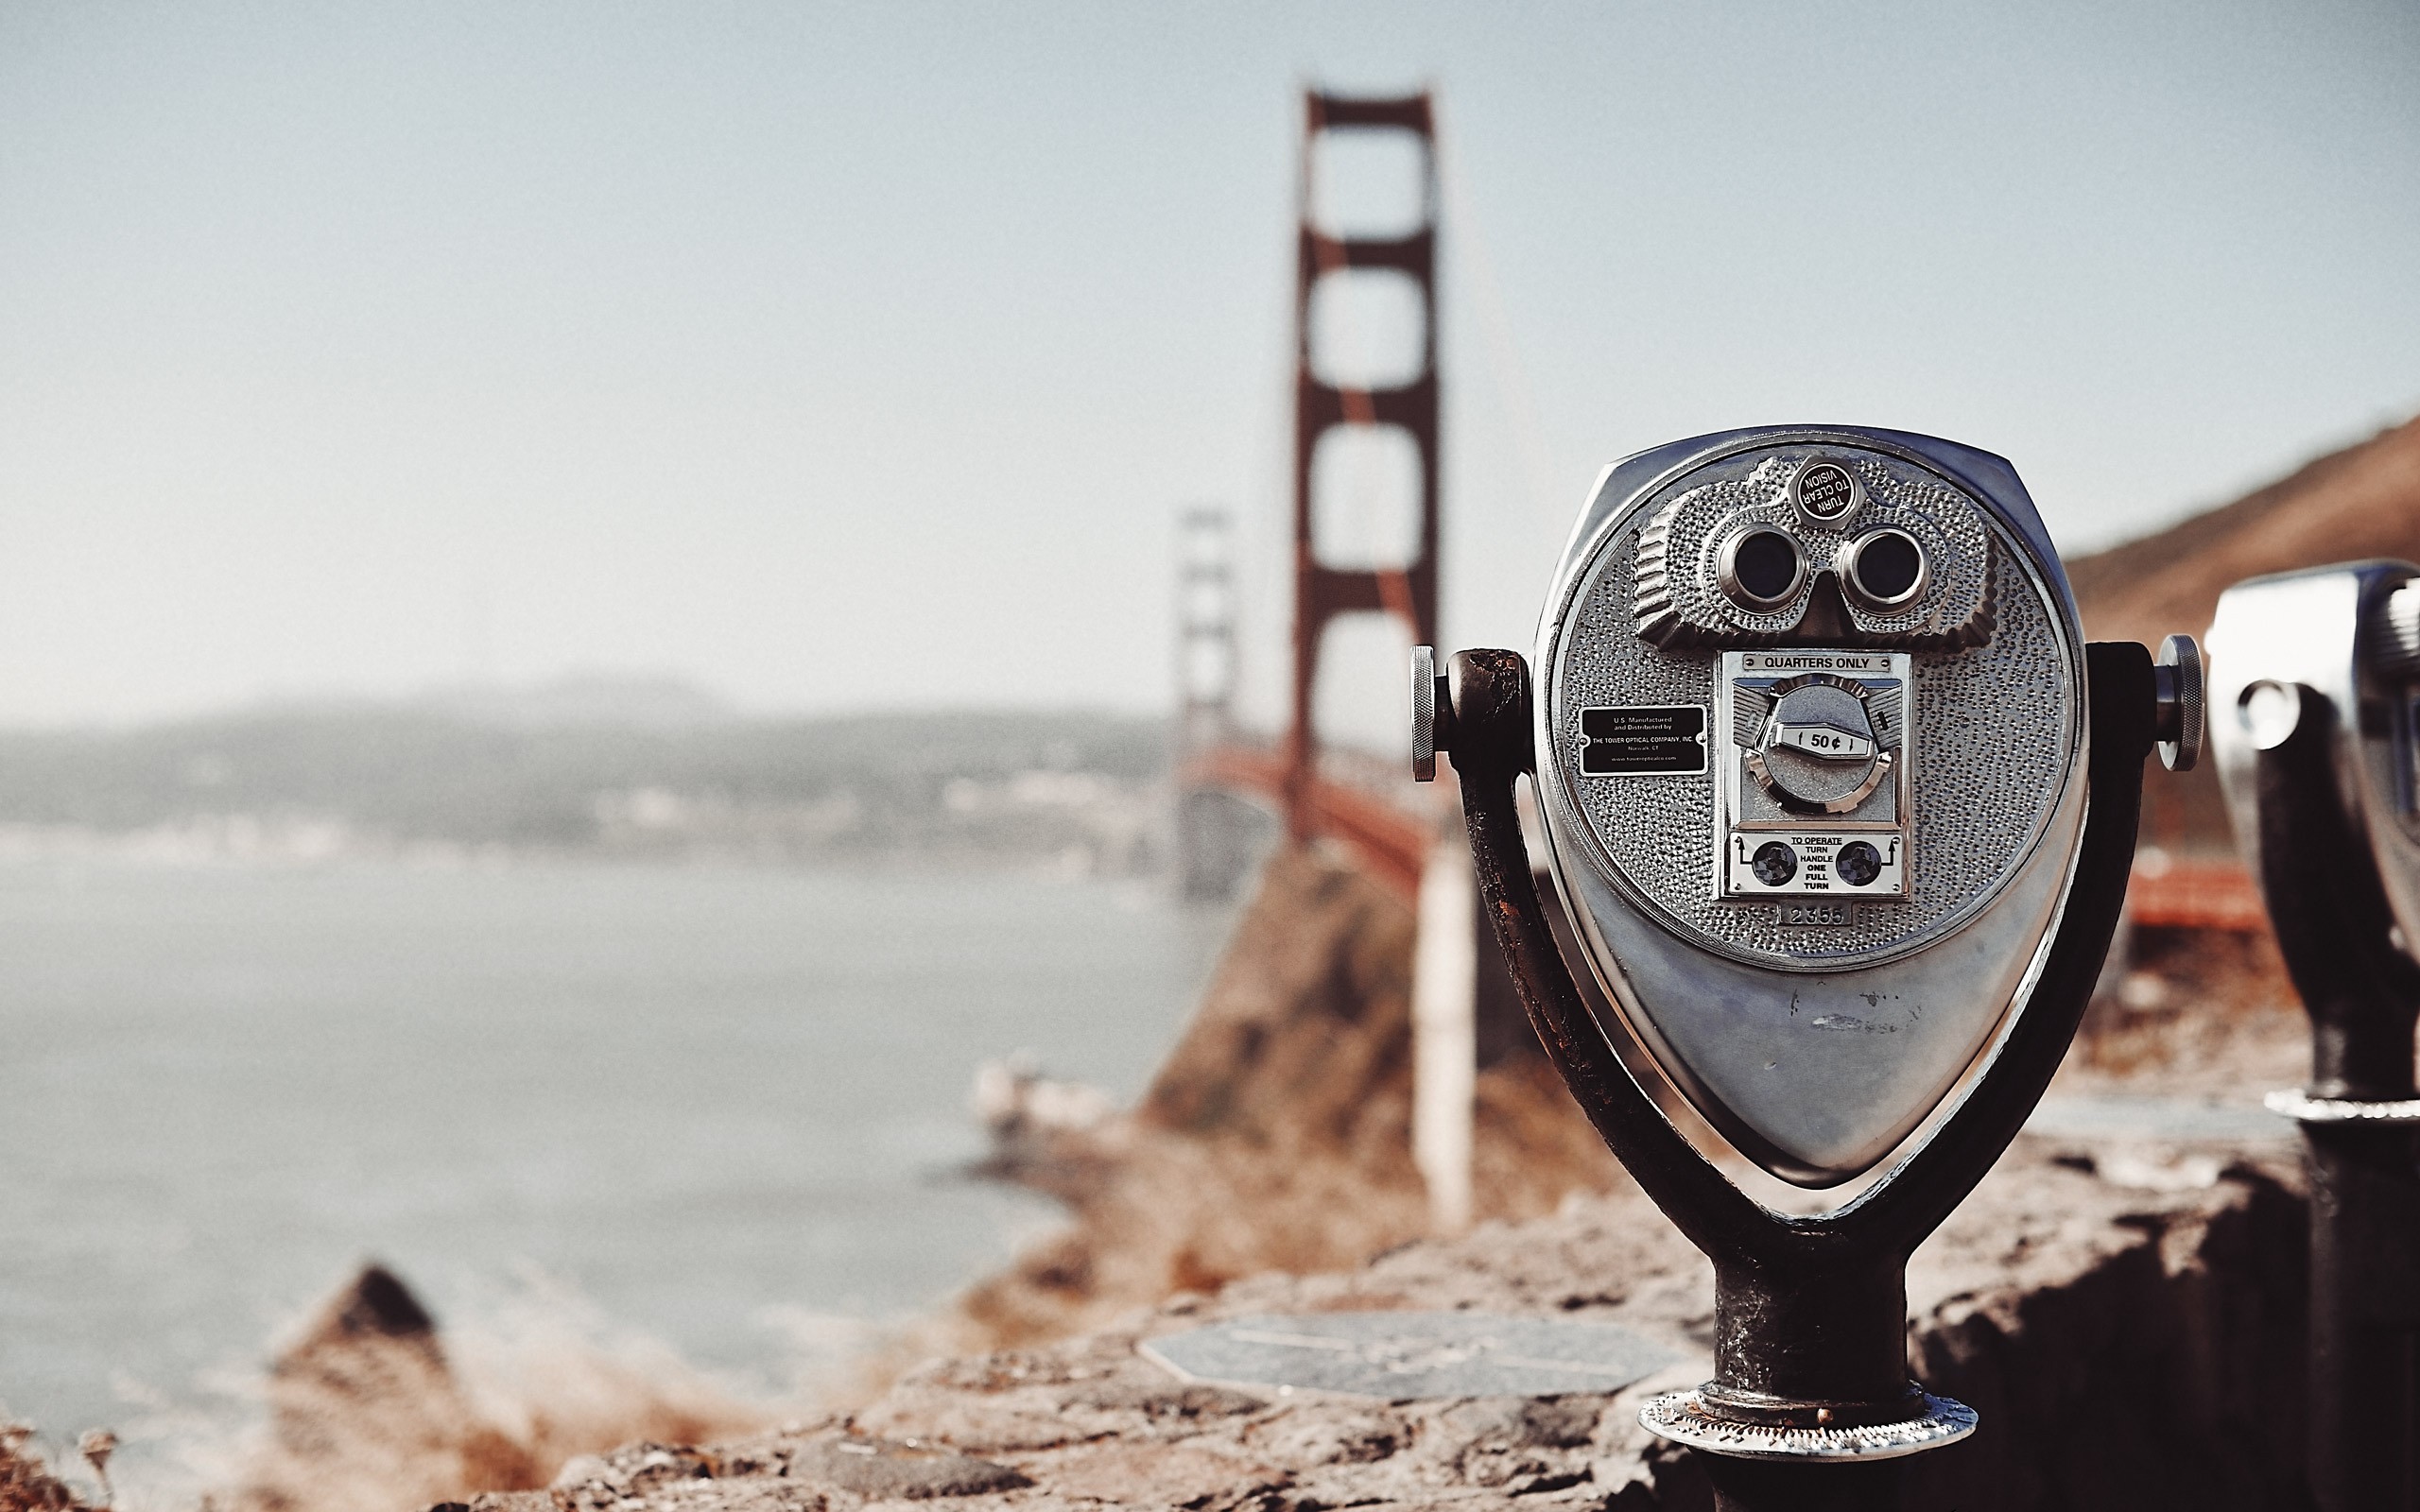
[1719,526,1806,610]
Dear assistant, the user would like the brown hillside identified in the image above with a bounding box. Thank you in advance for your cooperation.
[2063,411,2420,853]
[2068,413,2420,646]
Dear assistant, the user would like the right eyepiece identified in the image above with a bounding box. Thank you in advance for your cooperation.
[1841,527,1927,611]
[1718,525,1806,611]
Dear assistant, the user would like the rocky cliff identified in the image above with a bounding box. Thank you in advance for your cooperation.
[960,843,1624,1346]
[417,1132,2312,1512]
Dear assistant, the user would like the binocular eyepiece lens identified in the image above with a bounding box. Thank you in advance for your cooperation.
[1844,528,1926,610]
[1720,524,1928,616]
[1721,527,1805,610]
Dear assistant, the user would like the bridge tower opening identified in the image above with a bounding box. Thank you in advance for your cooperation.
[1286,90,1441,842]
[1174,506,1265,899]
[1176,505,1236,755]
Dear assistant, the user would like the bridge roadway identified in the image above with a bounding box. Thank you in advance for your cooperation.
[1180,742,1430,905]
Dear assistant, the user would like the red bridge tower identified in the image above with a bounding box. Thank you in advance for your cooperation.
[1284,90,1442,841]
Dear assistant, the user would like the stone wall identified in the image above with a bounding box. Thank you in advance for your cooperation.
[426,1138,2314,1512]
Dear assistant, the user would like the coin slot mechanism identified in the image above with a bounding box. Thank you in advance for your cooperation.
[1714,649,1913,900]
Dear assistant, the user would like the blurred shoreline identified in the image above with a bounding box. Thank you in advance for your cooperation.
[0,848,1236,1506]
[0,686,1174,879]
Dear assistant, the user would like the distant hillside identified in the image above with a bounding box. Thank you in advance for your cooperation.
[0,698,1172,871]
[2069,414,2420,645]
[2064,412,2420,854]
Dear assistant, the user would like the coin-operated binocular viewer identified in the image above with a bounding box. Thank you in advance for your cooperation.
[2209,564,2420,1512]
[1415,426,2201,1509]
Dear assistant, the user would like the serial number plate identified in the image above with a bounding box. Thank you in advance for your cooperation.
[1580,705,1708,776]
[1775,901,1861,928]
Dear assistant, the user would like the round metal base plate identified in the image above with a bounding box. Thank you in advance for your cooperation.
[2265,1089,2420,1125]
[1638,1389,1977,1461]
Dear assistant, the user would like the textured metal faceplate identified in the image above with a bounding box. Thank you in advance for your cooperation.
[1547,439,2080,970]
[1530,428,2089,1183]
[1548,820,2076,1182]
[1634,455,1995,648]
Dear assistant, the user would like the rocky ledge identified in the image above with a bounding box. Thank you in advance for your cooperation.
[428,1131,2308,1512]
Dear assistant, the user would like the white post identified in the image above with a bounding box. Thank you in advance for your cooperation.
[1411,835,1477,1234]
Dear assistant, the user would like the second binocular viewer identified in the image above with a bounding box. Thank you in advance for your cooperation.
[1417,424,2203,1503]
[2208,564,2420,1512]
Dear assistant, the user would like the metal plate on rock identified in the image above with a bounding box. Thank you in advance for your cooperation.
[1140,1312,1681,1400]
[2025,1093,2290,1143]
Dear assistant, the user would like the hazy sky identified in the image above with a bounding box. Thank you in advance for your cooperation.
[5,2,2416,736]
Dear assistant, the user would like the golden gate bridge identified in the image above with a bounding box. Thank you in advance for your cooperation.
[1171,86,2257,936]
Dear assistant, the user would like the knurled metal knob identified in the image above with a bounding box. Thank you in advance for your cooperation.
[1411,645,1447,782]
[2155,633,2204,772]
[2370,580,2420,682]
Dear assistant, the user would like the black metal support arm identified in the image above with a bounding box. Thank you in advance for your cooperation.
[2256,689,2420,1103]
[2255,688,2420,1512]
[1438,642,2156,1507]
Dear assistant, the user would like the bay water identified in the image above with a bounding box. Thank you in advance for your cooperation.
[0,858,1233,1498]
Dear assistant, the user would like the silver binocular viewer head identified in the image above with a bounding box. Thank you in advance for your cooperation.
[1414,423,2200,1458]
[1526,426,2118,1185]
[2209,561,2420,953]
